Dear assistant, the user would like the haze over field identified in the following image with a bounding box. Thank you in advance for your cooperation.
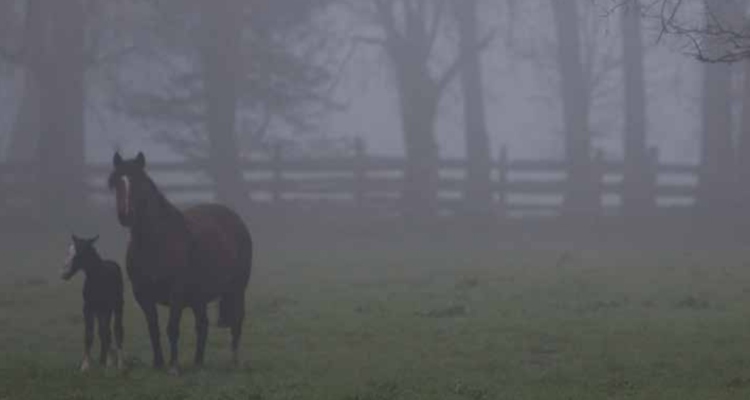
[3,1,750,399]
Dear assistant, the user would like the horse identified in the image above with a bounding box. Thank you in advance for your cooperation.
[61,234,124,371]
[108,151,253,374]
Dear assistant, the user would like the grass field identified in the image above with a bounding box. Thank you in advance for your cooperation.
[3,224,750,399]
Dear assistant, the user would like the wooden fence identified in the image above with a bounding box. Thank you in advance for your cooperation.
[0,146,700,219]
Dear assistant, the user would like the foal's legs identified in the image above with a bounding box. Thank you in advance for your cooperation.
[166,300,185,375]
[192,303,209,367]
[81,306,94,371]
[97,311,113,366]
[138,298,164,368]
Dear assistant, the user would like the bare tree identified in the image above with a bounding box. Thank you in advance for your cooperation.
[352,0,493,221]
[740,38,750,209]
[200,0,244,209]
[621,0,651,217]
[616,0,750,62]
[118,0,335,210]
[550,0,599,220]
[696,0,743,214]
[454,0,493,220]
[2,0,41,163]
[0,0,88,218]
[505,1,621,220]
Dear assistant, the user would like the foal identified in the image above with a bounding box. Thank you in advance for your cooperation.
[61,235,125,371]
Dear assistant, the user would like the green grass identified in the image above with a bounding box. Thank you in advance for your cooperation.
[3,230,750,399]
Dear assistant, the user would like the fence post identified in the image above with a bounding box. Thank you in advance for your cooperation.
[592,148,605,217]
[271,143,283,205]
[353,137,367,210]
[496,145,508,218]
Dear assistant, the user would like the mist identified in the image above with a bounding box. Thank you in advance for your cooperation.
[1,0,750,398]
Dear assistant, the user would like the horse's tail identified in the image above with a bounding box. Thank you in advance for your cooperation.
[217,227,252,328]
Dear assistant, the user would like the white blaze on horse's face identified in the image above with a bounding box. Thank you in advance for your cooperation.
[117,175,131,220]
[122,176,131,214]
[61,244,76,280]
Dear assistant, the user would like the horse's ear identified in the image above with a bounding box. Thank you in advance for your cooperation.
[135,152,146,169]
[71,234,80,244]
[89,235,99,244]
[113,152,123,168]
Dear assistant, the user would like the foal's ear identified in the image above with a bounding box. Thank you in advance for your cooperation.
[135,152,146,169]
[113,152,123,168]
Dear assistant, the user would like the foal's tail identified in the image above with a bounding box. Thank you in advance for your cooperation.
[217,228,253,328]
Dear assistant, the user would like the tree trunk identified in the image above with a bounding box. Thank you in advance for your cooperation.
[620,0,650,218]
[7,70,40,162]
[697,0,739,216]
[455,0,493,220]
[550,0,596,220]
[201,0,245,211]
[739,49,750,214]
[33,0,86,219]
[397,65,440,221]
[6,0,45,162]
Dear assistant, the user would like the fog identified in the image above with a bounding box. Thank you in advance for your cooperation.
[2,0,750,398]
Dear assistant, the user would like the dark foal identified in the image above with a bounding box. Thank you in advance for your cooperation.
[61,235,125,371]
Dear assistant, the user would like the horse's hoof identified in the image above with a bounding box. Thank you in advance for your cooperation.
[80,359,90,372]
[168,366,180,377]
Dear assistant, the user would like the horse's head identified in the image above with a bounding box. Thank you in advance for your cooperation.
[108,151,147,227]
[61,235,100,281]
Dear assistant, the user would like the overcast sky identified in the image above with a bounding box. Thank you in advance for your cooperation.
[0,0,707,165]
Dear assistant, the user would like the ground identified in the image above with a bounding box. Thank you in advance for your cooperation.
[2,224,750,399]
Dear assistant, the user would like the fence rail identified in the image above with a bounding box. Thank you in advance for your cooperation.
[0,148,701,219]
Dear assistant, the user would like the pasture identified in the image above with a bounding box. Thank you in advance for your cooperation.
[2,222,750,399]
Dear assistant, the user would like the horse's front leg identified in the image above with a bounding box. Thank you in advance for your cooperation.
[166,295,185,376]
[137,297,164,369]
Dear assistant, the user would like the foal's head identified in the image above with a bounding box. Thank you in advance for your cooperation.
[108,152,149,227]
[61,235,100,281]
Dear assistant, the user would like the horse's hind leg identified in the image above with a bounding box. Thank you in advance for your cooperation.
[81,306,94,371]
[166,300,185,376]
[97,311,113,367]
[191,303,208,367]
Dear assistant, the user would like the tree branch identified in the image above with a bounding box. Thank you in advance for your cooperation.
[436,27,496,92]
[373,0,402,43]
[425,0,446,57]
[0,44,22,65]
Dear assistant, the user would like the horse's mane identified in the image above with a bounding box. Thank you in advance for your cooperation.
[138,172,184,226]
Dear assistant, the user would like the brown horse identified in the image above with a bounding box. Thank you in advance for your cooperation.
[108,152,252,374]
